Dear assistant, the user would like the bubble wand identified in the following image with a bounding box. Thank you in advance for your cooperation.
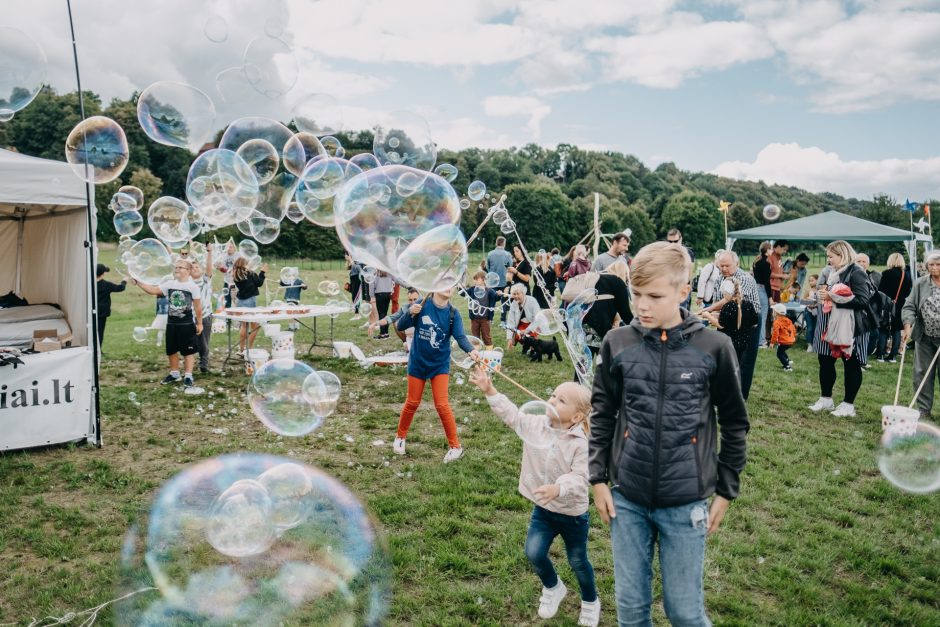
[908,343,940,409]
[473,359,544,402]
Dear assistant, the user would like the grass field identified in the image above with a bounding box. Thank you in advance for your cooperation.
[0,249,938,626]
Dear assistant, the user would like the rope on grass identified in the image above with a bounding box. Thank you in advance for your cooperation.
[15,587,156,627]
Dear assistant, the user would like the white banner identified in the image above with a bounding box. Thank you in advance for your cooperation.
[1,347,95,450]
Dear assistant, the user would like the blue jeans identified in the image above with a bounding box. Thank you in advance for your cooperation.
[525,505,597,602]
[757,290,769,346]
[611,491,711,627]
[803,311,816,345]
[878,328,902,360]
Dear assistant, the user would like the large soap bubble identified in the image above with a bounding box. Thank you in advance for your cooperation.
[451,335,484,370]
[250,360,327,436]
[349,153,381,172]
[117,185,144,211]
[215,65,254,104]
[251,214,281,245]
[137,81,217,153]
[516,401,562,451]
[236,138,280,185]
[254,171,297,220]
[0,27,47,120]
[295,157,363,227]
[333,165,461,281]
[239,239,259,259]
[531,309,566,335]
[433,163,458,183]
[763,204,781,221]
[304,370,342,418]
[373,110,436,172]
[292,93,344,136]
[468,180,486,201]
[396,224,468,293]
[283,132,327,176]
[243,36,298,99]
[126,238,174,285]
[116,454,391,625]
[186,149,260,227]
[147,197,191,245]
[220,116,294,157]
[878,421,940,494]
[114,210,144,237]
[64,116,128,184]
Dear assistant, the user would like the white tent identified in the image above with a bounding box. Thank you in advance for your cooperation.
[0,148,100,450]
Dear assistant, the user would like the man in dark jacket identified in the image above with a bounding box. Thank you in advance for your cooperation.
[95,263,126,349]
[589,242,749,626]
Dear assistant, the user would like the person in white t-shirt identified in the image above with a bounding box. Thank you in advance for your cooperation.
[134,259,203,388]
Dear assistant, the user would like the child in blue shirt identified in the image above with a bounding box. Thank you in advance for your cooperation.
[394,289,480,463]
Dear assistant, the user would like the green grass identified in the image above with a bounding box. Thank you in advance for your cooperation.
[0,249,938,625]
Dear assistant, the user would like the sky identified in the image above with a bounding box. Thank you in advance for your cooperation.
[5,0,940,201]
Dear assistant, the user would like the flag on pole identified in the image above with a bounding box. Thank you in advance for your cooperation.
[903,198,919,212]
[925,203,931,217]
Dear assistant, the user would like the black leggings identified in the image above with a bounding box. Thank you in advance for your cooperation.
[818,354,863,403]
[349,275,362,312]
[375,292,392,335]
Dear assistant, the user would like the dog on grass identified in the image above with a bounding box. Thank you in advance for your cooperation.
[520,335,563,362]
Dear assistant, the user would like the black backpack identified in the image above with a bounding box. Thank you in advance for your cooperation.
[867,276,893,331]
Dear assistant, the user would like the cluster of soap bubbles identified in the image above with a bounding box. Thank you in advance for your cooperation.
[117,454,390,625]
[248,359,341,436]
[110,186,146,237]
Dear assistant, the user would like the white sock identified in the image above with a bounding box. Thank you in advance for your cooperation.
[169,370,180,377]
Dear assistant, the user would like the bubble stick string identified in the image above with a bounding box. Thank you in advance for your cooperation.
[475,360,544,402]
[893,344,908,406]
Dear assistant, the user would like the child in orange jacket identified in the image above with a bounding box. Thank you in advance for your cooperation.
[770,303,797,371]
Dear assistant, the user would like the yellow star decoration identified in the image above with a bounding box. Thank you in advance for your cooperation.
[718,200,731,212]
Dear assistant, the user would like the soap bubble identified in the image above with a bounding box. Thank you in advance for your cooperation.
[136,81,217,153]
[517,401,562,450]
[250,359,325,436]
[360,267,377,286]
[433,163,458,183]
[132,326,150,343]
[317,280,340,296]
[117,185,144,211]
[459,198,471,211]
[283,132,327,176]
[215,66,254,104]
[220,116,293,158]
[491,207,509,225]
[236,217,255,237]
[359,301,373,317]
[473,286,486,299]
[254,171,298,220]
[306,370,341,417]
[531,309,565,335]
[114,210,144,237]
[285,202,305,223]
[251,215,281,244]
[204,15,228,42]
[485,272,500,288]
[116,454,391,625]
[396,224,468,293]
[148,197,191,245]
[320,136,345,158]
[295,158,363,227]
[185,148,261,227]
[243,36,298,99]
[878,421,940,494]
[126,238,174,285]
[280,266,299,284]
[64,116,128,184]
[467,180,486,201]
[325,299,346,318]
[763,204,781,221]
[0,27,47,120]
[292,93,344,136]
[239,239,259,259]
[452,335,484,369]
[349,152,381,171]
[247,255,263,272]
[333,166,462,282]
[373,110,436,172]
[500,219,516,235]
[236,138,280,185]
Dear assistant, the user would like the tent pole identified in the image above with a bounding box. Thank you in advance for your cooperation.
[66,0,102,448]
[593,192,600,259]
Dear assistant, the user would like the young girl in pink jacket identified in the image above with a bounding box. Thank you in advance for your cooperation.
[470,366,600,627]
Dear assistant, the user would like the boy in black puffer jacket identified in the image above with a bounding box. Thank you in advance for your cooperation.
[589,242,749,627]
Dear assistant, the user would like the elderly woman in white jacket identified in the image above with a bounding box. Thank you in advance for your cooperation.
[696,249,725,308]
[506,283,541,347]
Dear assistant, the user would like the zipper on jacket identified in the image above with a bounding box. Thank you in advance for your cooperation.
[650,328,668,506]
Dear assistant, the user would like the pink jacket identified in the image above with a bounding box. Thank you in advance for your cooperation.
[485,392,590,516]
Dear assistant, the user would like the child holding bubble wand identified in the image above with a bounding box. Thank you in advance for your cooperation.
[469,365,600,626]
[394,289,480,463]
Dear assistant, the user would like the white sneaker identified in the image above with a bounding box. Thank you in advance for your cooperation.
[393,437,406,455]
[537,581,567,619]
[831,402,856,417]
[443,447,464,463]
[808,397,835,412]
[578,599,601,627]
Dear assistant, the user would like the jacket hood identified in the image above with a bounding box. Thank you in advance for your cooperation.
[628,309,705,348]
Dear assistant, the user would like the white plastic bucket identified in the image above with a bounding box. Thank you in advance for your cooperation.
[245,348,270,375]
[333,341,355,359]
[881,405,920,436]
[271,332,294,354]
[272,347,296,360]
[481,349,503,372]
[263,323,282,338]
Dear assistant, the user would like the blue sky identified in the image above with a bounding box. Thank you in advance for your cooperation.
[6,0,940,200]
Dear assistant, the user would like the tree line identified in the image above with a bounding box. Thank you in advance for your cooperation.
[1,87,932,264]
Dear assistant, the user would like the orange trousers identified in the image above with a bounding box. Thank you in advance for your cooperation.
[396,374,460,448]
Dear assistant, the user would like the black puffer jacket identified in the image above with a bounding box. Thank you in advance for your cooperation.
[589,314,750,507]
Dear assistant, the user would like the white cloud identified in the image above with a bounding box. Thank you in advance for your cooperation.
[482,95,551,139]
[711,142,940,200]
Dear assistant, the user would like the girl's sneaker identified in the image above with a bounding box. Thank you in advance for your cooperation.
[537,581,567,619]
[578,599,601,627]
[443,447,464,463]
[393,437,406,455]
[831,402,856,417]
[808,397,834,412]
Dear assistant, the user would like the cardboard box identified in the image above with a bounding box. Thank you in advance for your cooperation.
[33,329,63,352]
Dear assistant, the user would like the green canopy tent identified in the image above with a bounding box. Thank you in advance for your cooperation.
[726,210,933,277]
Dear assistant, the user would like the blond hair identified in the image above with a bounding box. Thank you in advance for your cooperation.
[631,241,691,288]
[826,240,858,270]
[603,259,629,283]
[887,252,906,270]
[557,382,592,434]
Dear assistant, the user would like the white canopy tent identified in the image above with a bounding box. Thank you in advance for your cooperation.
[0,148,100,450]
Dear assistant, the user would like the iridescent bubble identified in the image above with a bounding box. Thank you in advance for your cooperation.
[283,132,327,176]
[359,301,373,317]
[459,198,470,210]
[491,207,509,225]
[878,421,940,494]
[280,266,299,284]
[254,171,297,220]
[137,81,217,153]
[110,192,135,213]
[433,163,458,183]
[296,158,362,227]
[485,272,500,288]
[531,309,566,335]
[451,335,484,370]
[763,204,781,221]
[325,299,346,318]
[467,180,486,201]
[250,360,327,436]
[114,210,144,237]
[292,93,344,136]
[204,15,228,43]
[243,36,298,99]
[116,454,391,625]
[333,166,461,281]
[349,153,380,171]
[0,27,47,120]
[473,286,485,299]
[236,138,280,185]
[132,326,150,343]
[516,401,562,450]
[220,117,293,158]
[118,185,144,211]
[127,238,174,285]
[317,280,333,295]
[64,116,128,184]
[148,197,192,245]
[320,135,344,158]
[396,224,468,293]
[215,66,254,104]
[500,219,516,235]
[239,239,259,259]
[251,214,281,245]
[236,216,255,237]
[360,267,377,285]
[185,149,260,227]
[373,110,436,173]
[304,370,341,417]
[285,202,305,224]
[247,254,263,272]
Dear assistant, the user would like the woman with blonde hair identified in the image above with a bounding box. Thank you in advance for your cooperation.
[808,240,876,417]
[876,252,913,362]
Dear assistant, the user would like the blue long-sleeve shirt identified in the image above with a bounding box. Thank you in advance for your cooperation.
[486,248,513,286]
[396,298,474,379]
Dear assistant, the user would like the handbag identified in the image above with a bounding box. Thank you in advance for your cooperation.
[344,281,351,292]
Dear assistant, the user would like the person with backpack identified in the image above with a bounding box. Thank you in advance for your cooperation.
[877,253,913,363]
[695,250,724,309]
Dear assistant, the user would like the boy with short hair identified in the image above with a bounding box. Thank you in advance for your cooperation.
[589,241,749,626]
[134,259,203,388]
[95,263,126,350]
